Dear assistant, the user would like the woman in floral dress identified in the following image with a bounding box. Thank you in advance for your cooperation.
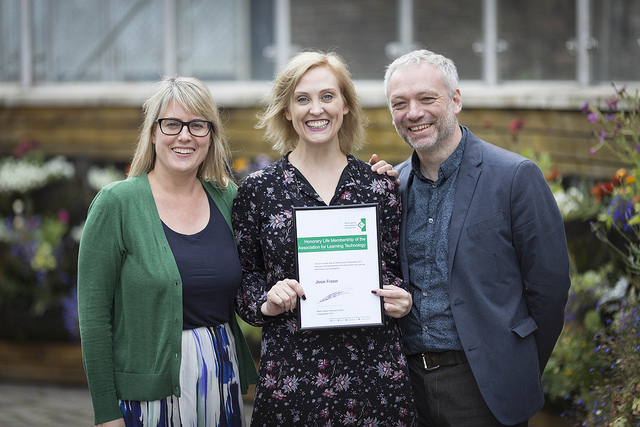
[232,51,417,426]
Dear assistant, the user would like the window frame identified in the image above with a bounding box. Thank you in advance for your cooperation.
[5,0,638,110]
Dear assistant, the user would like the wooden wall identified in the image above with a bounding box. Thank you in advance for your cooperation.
[0,104,624,180]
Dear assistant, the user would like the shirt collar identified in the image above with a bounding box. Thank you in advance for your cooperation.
[410,126,467,183]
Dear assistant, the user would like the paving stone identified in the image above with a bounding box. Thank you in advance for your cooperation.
[0,382,253,426]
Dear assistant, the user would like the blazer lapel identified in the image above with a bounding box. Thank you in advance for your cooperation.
[398,159,412,281]
[448,136,483,275]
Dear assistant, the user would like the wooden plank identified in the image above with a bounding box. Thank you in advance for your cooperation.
[0,341,86,386]
[0,105,627,179]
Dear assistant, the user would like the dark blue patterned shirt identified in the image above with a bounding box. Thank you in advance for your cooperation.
[404,127,467,354]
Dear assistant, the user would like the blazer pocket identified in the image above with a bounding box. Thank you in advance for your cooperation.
[511,316,538,338]
[466,211,505,236]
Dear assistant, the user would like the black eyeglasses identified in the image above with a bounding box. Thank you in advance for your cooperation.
[157,118,213,137]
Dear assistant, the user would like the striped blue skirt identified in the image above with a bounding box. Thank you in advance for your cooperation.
[119,324,245,427]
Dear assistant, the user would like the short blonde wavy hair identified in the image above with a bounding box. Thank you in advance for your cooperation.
[128,76,234,186]
[256,51,366,155]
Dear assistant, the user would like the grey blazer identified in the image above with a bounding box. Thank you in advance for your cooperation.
[397,128,571,425]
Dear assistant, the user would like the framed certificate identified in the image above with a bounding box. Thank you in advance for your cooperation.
[293,203,384,330]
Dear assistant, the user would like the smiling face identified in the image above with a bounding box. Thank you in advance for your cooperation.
[152,99,211,177]
[387,62,461,153]
[285,66,349,149]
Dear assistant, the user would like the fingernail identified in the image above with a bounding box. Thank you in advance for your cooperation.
[371,290,377,295]
[302,295,307,300]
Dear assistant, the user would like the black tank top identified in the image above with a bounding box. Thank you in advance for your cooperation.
[162,191,242,329]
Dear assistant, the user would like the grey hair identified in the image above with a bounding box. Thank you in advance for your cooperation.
[383,49,459,102]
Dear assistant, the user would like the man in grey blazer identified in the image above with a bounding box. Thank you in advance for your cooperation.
[384,49,571,426]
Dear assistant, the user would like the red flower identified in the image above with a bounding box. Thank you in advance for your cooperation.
[57,209,70,224]
[590,182,614,202]
[509,118,525,133]
[545,168,559,182]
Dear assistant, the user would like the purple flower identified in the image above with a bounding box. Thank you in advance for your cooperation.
[61,285,79,341]
[606,95,619,110]
[587,112,600,124]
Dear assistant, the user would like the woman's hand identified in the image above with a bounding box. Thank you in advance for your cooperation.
[372,285,412,318]
[261,279,306,316]
[97,418,126,427]
[369,153,400,182]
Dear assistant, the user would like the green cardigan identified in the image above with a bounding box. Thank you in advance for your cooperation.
[78,174,257,425]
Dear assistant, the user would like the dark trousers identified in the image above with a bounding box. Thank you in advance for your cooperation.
[407,353,529,427]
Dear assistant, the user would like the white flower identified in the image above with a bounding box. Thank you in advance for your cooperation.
[71,221,85,244]
[554,187,585,217]
[0,156,75,194]
[87,166,125,191]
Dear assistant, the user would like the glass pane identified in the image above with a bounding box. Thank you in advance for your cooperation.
[108,1,163,81]
[0,0,20,82]
[290,0,396,80]
[31,0,162,82]
[498,0,575,81]
[413,0,483,81]
[250,0,275,80]
[592,0,640,83]
[177,0,242,80]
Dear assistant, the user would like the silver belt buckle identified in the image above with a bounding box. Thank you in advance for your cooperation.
[421,353,440,371]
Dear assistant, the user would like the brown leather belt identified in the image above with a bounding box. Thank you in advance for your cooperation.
[411,350,467,371]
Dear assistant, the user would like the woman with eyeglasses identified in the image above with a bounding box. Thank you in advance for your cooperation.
[78,77,257,427]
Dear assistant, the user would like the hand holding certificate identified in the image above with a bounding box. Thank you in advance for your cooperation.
[293,204,384,330]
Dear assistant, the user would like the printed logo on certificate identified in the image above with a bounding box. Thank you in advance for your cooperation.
[293,204,384,330]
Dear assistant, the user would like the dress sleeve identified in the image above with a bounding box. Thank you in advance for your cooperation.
[232,175,269,326]
[77,188,126,424]
[376,175,407,291]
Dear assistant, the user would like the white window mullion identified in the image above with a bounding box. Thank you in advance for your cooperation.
[236,0,250,80]
[398,0,413,53]
[274,0,291,73]
[576,0,593,86]
[164,0,177,77]
[385,0,417,60]
[482,0,498,86]
[20,0,33,87]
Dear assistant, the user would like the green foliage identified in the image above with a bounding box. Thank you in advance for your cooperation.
[0,146,77,319]
[544,268,607,415]
[539,86,640,425]
[585,86,640,278]
[0,140,125,341]
[236,315,262,361]
[585,299,640,425]
[544,85,640,425]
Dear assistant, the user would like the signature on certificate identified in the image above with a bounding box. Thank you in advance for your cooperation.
[318,289,352,303]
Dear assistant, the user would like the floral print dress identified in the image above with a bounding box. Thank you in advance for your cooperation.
[232,154,416,427]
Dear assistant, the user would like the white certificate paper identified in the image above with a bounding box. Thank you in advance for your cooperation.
[293,204,383,330]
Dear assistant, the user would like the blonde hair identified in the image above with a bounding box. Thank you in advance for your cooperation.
[256,51,366,155]
[128,76,234,186]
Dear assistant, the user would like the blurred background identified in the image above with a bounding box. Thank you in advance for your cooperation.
[1,0,639,425]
